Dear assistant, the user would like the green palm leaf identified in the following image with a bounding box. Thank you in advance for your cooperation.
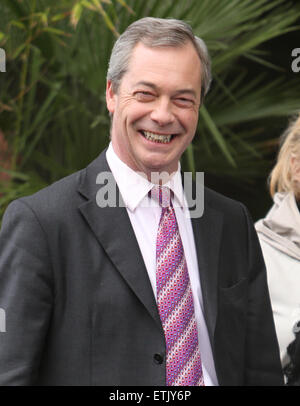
[1,0,300,221]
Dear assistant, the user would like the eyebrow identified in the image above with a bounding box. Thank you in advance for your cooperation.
[134,81,198,99]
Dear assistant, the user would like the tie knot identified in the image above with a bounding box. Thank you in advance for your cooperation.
[150,186,172,208]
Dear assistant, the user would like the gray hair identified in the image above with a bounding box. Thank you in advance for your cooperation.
[107,17,212,105]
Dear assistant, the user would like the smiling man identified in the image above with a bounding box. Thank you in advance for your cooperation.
[106,41,201,177]
[0,17,283,386]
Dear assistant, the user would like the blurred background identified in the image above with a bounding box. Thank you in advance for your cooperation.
[1,0,300,222]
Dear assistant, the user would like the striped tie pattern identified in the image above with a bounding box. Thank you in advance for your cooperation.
[152,186,204,386]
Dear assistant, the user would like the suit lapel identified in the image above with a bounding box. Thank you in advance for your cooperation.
[77,151,223,340]
[191,193,223,347]
[77,151,161,327]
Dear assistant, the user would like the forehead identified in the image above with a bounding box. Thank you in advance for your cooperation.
[122,42,202,94]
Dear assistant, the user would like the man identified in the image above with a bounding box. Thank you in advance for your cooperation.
[0,17,283,385]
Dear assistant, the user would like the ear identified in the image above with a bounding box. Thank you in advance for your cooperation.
[106,80,116,114]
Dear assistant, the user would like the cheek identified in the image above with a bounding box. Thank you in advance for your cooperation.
[126,105,153,128]
[182,110,198,132]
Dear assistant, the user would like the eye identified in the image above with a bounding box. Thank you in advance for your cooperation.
[134,91,156,102]
[174,98,195,108]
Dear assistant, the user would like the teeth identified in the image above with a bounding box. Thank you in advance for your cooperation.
[143,131,172,143]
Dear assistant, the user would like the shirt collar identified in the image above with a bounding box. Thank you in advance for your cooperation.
[106,142,185,211]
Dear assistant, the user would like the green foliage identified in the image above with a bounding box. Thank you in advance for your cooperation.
[1,0,300,221]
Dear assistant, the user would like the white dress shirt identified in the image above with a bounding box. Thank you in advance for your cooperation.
[106,142,218,386]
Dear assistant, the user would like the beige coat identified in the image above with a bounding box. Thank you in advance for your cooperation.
[256,192,300,369]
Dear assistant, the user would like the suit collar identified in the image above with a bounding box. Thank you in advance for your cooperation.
[182,173,223,345]
[191,194,223,347]
[77,151,224,343]
[77,148,109,200]
[77,150,162,328]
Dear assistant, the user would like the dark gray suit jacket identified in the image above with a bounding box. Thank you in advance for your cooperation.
[0,150,283,385]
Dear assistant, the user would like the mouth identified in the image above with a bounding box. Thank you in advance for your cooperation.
[139,130,176,144]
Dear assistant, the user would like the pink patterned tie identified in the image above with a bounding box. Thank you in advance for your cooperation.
[152,186,204,386]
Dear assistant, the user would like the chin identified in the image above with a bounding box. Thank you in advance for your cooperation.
[143,160,175,175]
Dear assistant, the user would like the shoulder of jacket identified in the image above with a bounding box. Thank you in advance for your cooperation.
[204,186,245,214]
[17,168,86,215]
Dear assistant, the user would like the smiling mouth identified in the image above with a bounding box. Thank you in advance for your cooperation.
[139,130,175,144]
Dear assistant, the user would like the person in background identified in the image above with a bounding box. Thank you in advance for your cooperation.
[256,113,300,385]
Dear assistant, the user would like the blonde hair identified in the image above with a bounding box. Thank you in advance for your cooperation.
[269,113,300,199]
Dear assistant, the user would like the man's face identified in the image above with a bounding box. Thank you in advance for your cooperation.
[106,41,202,178]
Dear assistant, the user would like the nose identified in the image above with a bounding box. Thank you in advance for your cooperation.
[150,97,175,127]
